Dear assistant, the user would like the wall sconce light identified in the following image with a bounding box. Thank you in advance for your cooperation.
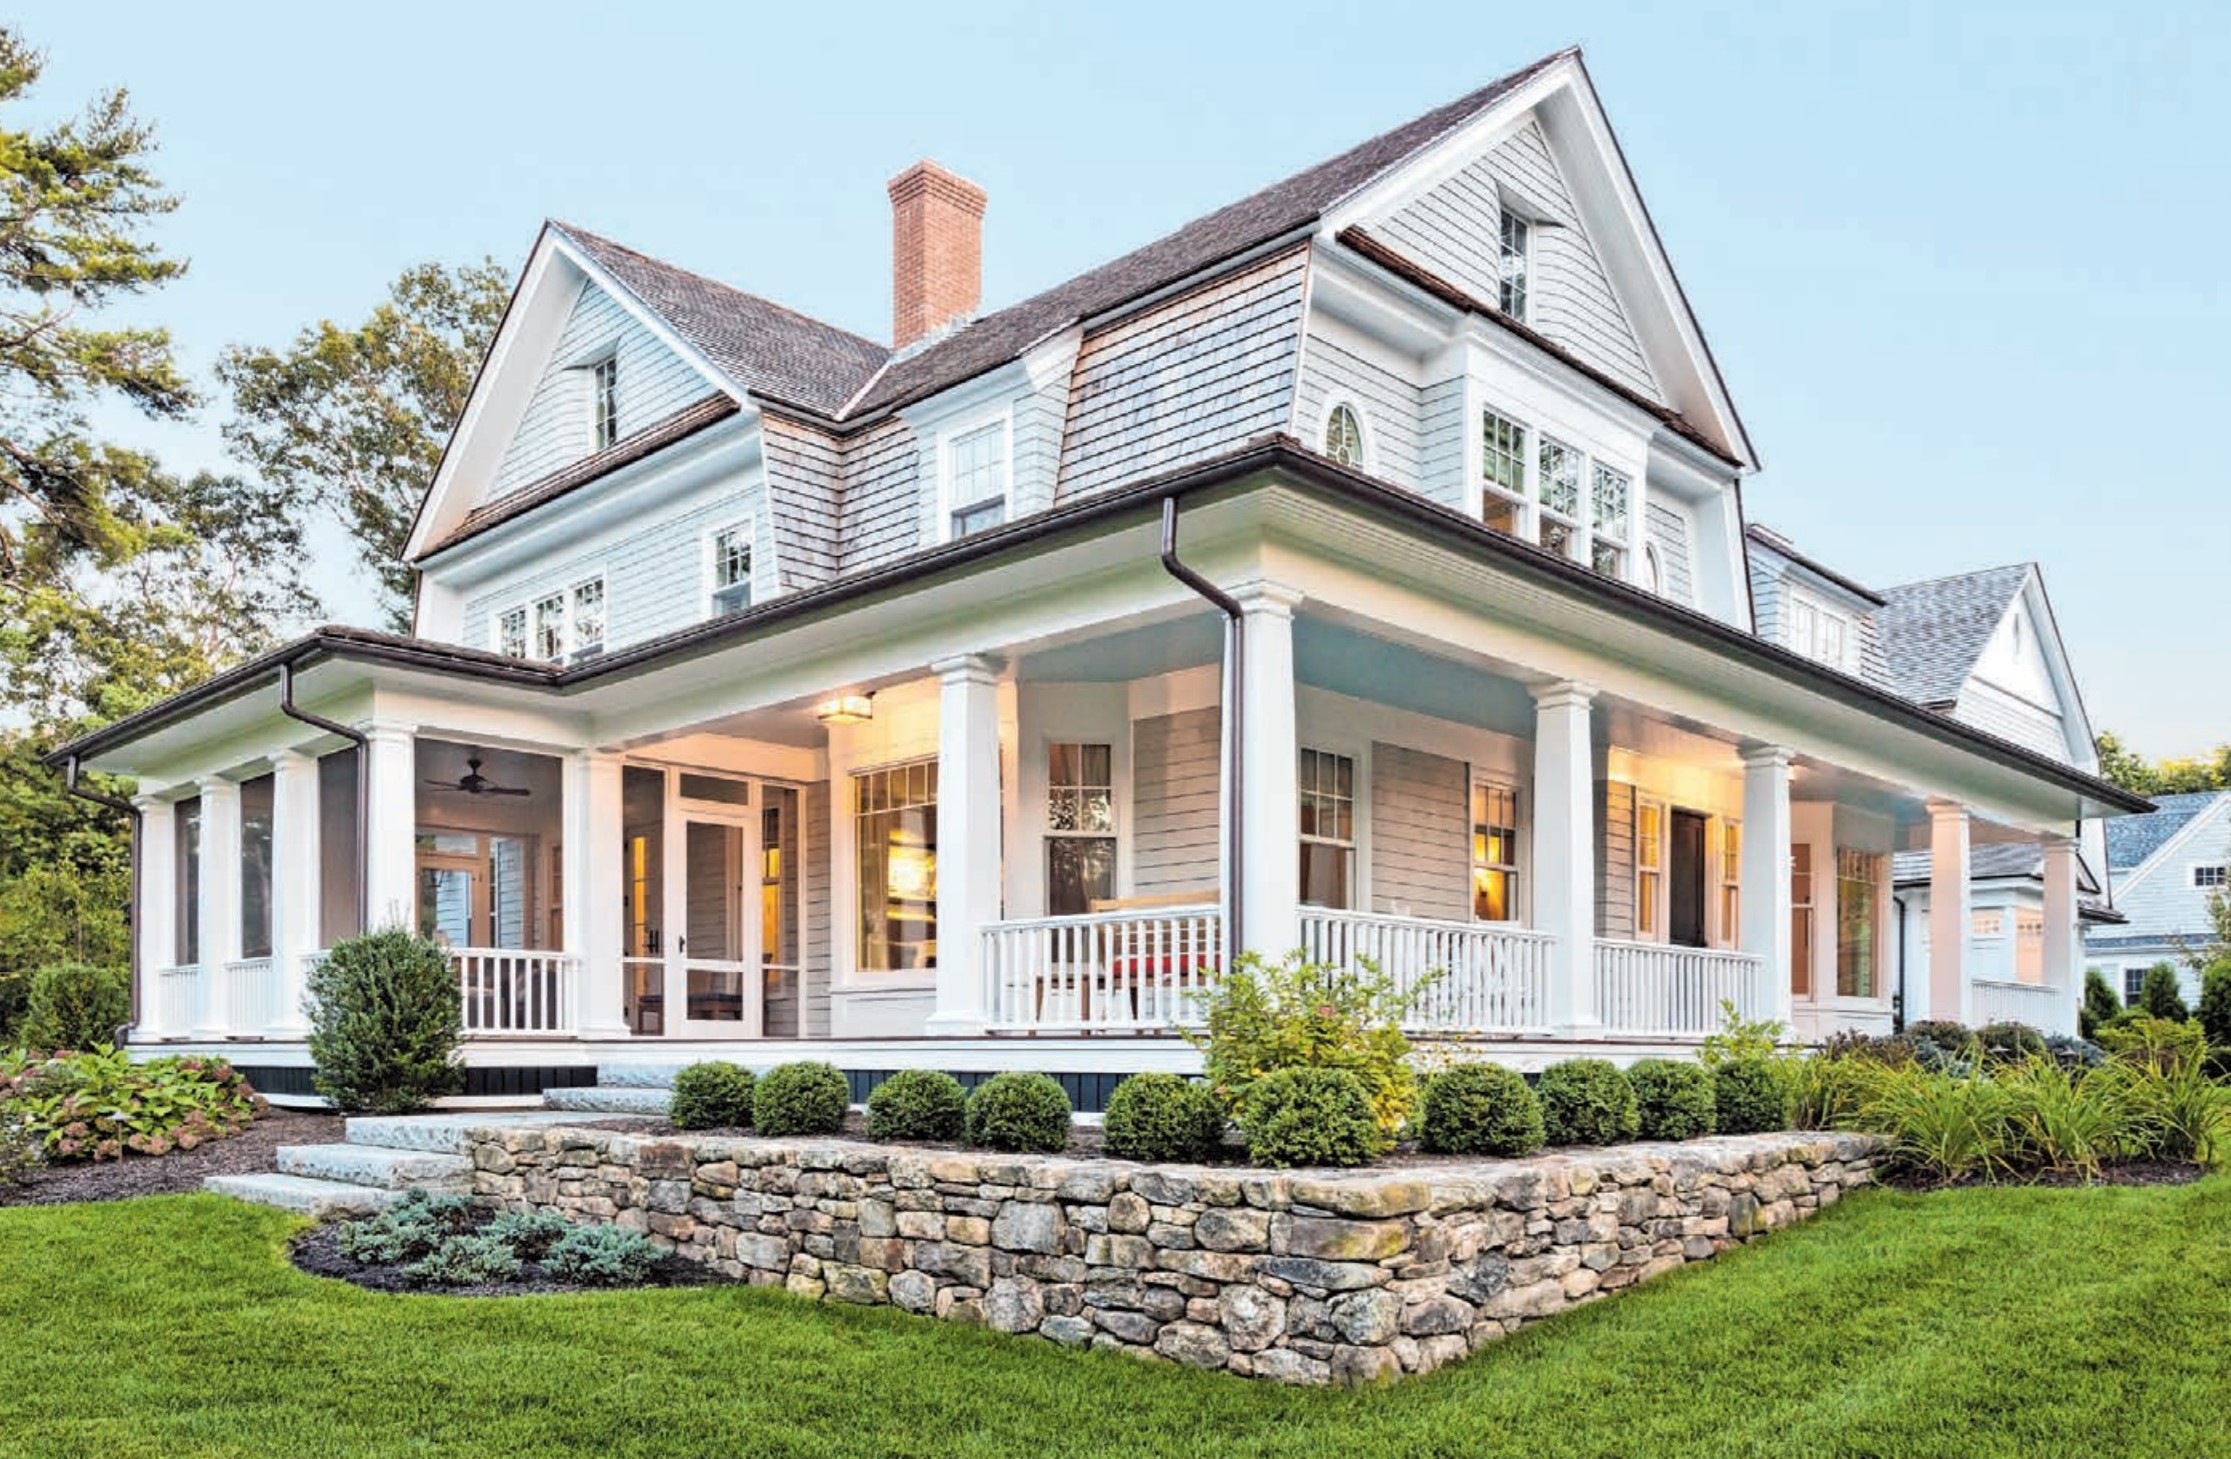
[816,693,875,726]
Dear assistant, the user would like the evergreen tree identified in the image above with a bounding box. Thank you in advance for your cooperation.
[2138,963,2189,1023]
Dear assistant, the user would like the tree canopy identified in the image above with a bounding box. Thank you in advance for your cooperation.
[2094,731,2231,797]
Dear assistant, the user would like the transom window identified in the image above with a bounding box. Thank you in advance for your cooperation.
[1536,436,1583,561]
[1045,742,1115,917]
[1480,410,1528,537]
[709,522,753,617]
[945,418,1009,539]
[2192,864,2227,890]
[1836,849,1883,997]
[499,576,607,664]
[855,761,938,973]
[1323,403,1365,468]
[1298,749,1355,910]
[1471,781,1520,922]
[1498,209,1529,320]
[1590,464,1631,578]
[590,355,619,453]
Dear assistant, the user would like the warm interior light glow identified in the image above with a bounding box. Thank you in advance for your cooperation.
[816,694,874,725]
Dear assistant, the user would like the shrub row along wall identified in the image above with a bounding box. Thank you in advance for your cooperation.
[467,1127,1878,1387]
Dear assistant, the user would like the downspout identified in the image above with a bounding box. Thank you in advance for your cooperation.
[277,660,369,935]
[63,756,141,1045]
[1891,894,1908,1032]
[1159,497,1245,954]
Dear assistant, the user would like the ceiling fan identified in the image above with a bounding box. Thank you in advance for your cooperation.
[425,753,531,798]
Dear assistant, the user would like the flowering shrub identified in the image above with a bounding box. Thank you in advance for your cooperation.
[0,1047,262,1161]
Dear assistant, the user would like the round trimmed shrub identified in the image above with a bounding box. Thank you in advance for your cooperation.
[305,930,463,1114]
[752,1061,850,1136]
[1537,1059,1640,1147]
[669,1061,755,1131]
[20,963,129,1052]
[1102,1073,1225,1163]
[1713,1056,1786,1135]
[1626,1059,1717,1142]
[1238,1067,1380,1167]
[964,1071,1073,1153]
[1973,1021,2047,1064]
[1419,1063,1543,1157]
[866,1068,968,1142]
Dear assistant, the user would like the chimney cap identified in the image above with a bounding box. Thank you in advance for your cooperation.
[887,158,988,214]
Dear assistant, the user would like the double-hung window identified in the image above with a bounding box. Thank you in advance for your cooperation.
[1480,410,1529,537]
[505,576,607,663]
[1536,436,1583,561]
[1497,209,1530,320]
[1471,781,1520,922]
[497,607,527,660]
[1298,749,1356,909]
[709,522,753,617]
[1590,464,1631,578]
[532,594,567,661]
[1784,590,1852,671]
[945,418,1009,539]
[570,579,606,659]
[1045,742,1116,916]
[590,355,619,452]
[1718,820,1741,947]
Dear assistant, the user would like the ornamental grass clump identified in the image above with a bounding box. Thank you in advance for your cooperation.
[1537,1059,1639,1147]
[669,1061,755,1131]
[1239,1067,1381,1168]
[865,1068,968,1143]
[1626,1059,1717,1142]
[964,1071,1072,1153]
[1417,1063,1543,1157]
[1101,1073,1224,1163]
[752,1061,850,1137]
[305,929,462,1114]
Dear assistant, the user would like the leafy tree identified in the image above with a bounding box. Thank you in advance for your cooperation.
[2093,732,2160,796]
[219,260,510,625]
[2094,731,2229,797]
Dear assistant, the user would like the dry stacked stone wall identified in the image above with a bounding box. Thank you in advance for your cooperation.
[467,1126,1877,1386]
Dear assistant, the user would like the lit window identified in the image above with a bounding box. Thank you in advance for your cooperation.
[1480,410,1528,536]
[1635,799,1664,939]
[1298,749,1355,910]
[2015,909,2045,984]
[1971,909,2005,938]
[570,579,606,659]
[1046,742,1116,917]
[1590,464,1630,578]
[1498,210,1529,320]
[2193,865,2227,889]
[1536,437,1582,560]
[497,607,527,660]
[1790,843,1813,996]
[946,419,1008,539]
[855,762,938,972]
[1836,849,1883,997]
[710,523,753,617]
[1719,820,1741,947]
[590,356,619,452]
[1323,403,1365,468]
[1471,782,1520,922]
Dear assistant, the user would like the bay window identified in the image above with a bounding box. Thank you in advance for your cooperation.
[1298,748,1355,909]
[1045,742,1116,916]
[856,762,938,972]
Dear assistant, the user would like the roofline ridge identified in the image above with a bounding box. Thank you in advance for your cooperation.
[1879,561,2037,597]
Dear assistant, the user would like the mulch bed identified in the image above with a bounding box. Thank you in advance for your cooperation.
[0,1108,346,1208]
[288,1220,734,1297]
[1880,1158,2208,1192]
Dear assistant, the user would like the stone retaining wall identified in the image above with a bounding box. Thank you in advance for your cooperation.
[466,1127,1877,1386]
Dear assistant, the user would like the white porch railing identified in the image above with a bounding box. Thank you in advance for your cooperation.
[1298,909,1556,1034]
[224,957,285,1036]
[452,949,578,1036]
[153,964,205,1039]
[1970,979,2073,1037]
[982,905,1223,1032]
[1595,939,1770,1038]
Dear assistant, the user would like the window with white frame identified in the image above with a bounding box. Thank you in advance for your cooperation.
[2122,966,2144,1006]
[856,761,938,973]
[1790,843,1813,996]
[2192,864,2227,890]
[501,576,607,663]
[1045,742,1116,917]
[1972,909,2005,938]
[570,579,606,659]
[589,355,619,453]
[497,607,527,661]
[1536,436,1583,561]
[1635,798,1665,940]
[1718,819,1741,947]
[532,593,566,660]
[1298,748,1355,909]
[1480,409,1528,537]
[1497,209,1529,320]
[944,417,1009,539]
[708,521,753,617]
[1590,464,1631,579]
[1836,849,1883,997]
[1783,589,1853,672]
[1323,402,1365,469]
[2015,908,2045,983]
[1471,781,1519,922]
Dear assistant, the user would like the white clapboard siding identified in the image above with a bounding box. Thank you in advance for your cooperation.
[1293,331,1425,491]
[1597,779,1637,940]
[1646,500,1695,606]
[1954,680,2070,762]
[803,779,833,1039]
[1368,742,1469,921]
[1132,707,1223,898]
[1413,377,1470,512]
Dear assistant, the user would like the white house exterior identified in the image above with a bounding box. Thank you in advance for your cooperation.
[2086,791,2229,1008]
[50,49,2147,1102]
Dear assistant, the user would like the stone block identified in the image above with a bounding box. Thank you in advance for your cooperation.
[1291,1176,1430,1219]
[984,1277,1045,1334]
[991,1200,1063,1254]
[889,1270,937,1313]
[1331,1344,1403,1387]
[1106,1192,1151,1234]
[1218,1284,1286,1351]
[1279,1215,1410,1261]
[1257,1257,1389,1293]
[1195,1206,1271,1253]
[1153,1320,1231,1370]
[1092,1308,1162,1345]
[1039,1315,1095,1348]
[1328,1288,1402,1345]
[1399,1296,1473,1337]
[916,1241,993,1289]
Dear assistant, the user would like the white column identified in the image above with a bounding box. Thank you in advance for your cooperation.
[268,750,321,1036]
[567,750,628,1038]
[362,724,418,933]
[1926,800,1971,1025]
[1741,745,1795,1028]
[195,777,243,1039]
[1531,681,1599,1035]
[134,796,177,1040]
[928,654,1003,1035]
[1235,583,1304,959]
[2041,832,2080,1010]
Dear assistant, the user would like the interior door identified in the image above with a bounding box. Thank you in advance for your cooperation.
[1669,810,1709,949]
[670,814,761,1037]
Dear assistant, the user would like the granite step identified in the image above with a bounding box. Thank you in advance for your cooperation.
[202,1172,400,1217]
[542,1085,673,1116]
[276,1143,474,1191]
[342,1109,597,1155]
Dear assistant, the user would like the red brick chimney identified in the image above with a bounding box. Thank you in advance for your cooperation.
[887,160,987,349]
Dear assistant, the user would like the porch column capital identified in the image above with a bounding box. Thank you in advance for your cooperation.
[1527,679,1598,713]
[1739,742,1794,770]
[1926,797,1970,824]
[931,652,1004,684]
[1230,579,1305,617]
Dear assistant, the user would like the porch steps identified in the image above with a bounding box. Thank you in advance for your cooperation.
[542,1084,674,1116]
[275,1143,474,1191]
[202,1172,401,1218]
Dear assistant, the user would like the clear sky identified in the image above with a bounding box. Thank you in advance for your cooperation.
[19,0,2230,758]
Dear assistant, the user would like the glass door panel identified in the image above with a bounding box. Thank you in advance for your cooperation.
[676,817,758,1035]
[761,789,802,1038]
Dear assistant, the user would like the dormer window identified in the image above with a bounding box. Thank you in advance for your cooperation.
[1323,402,1365,468]
[1480,409,1529,536]
[1498,209,1530,321]
[709,521,753,617]
[1784,589,1853,672]
[1536,436,1583,561]
[942,415,1010,540]
[590,355,619,452]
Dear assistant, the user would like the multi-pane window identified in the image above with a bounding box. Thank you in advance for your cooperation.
[532,594,567,661]
[1718,820,1741,948]
[1497,209,1529,320]
[2122,967,2144,1006]
[1635,800,1664,939]
[946,419,1008,538]
[504,578,606,663]
[1480,410,1528,536]
[1784,593,1852,671]
[1835,849,1883,997]
[590,355,619,452]
[1471,782,1520,922]
[1323,403,1364,468]
[176,795,202,966]
[855,762,938,972]
[1298,749,1355,909]
[1045,742,1115,917]
[1789,843,1813,996]
[1590,464,1631,578]
[710,523,753,616]
[240,774,275,960]
[1536,436,1583,560]
[2193,864,2228,889]
[2015,909,2045,983]
[571,579,606,659]
[498,607,527,660]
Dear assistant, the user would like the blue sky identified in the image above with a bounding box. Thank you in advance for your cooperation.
[20,0,2230,757]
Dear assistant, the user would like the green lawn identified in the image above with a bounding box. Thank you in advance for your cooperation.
[0,1182,2225,1458]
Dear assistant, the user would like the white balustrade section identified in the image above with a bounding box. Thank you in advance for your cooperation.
[982,905,1223,1032]
[1594,940,1770,1038]
[452,948,578,1036]
[1298,910,1556,1034]
[153,964,205,1039]
[1969,979,2073,1038]
[223,957,284,1037]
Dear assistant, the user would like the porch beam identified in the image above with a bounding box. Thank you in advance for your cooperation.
[195,776,242,1038]
[362,724,418,932]
[1925,800,1971,1025]
[1740,745,1794,1029]
[1235,582,1304,959]
[134,795,178,1040]
[927,654,1003,1035]
[267,749,320,1037]
[1530,681,1598,1036]
[568,750,628,1038]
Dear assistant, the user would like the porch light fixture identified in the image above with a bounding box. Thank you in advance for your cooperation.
[816,693,875,726]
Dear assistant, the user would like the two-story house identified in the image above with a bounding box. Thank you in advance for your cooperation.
[50,48,2146,1101]
[2087,791,2228,1007]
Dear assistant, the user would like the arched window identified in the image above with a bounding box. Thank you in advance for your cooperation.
[1642,541,1663,595]
[1322,402,1365,469]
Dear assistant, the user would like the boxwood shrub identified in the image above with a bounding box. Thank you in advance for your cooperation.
[1713,1056,1787,1135]
[1101,1073,1224,1163]
[1626,1059,1717,1142]
[1418,1063,1543,1157]
[1239,1066,1381,1167]
[866,1068,968,1142]
[964,1071,1073,1153]
[1537,1059,1640,1147]
[752,1061,850,1137]
[669,1061,755,1131]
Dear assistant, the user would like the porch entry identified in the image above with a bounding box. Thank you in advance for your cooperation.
[1668,808,1709,949]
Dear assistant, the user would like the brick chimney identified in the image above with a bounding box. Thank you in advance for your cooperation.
[887,160,987,349]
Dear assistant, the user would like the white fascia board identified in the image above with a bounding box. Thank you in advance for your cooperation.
[1318,61,1574,234]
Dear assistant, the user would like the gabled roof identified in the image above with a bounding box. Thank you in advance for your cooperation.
[1892,842,2104,892]
[2106,789,2226,872]
[1875,563,2032,707]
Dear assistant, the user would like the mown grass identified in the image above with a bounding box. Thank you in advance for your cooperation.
[1,1181,2226,1458]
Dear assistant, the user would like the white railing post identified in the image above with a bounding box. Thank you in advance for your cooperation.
[195,777,242,1040]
